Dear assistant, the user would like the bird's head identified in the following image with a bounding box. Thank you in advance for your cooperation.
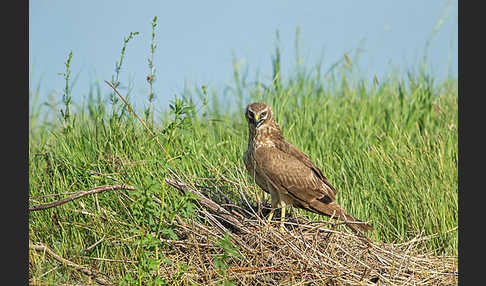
[245,102,274,131]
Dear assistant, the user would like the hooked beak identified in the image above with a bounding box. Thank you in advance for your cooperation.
[249,114,263,128]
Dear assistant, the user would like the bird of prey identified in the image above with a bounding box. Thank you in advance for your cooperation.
[243,102,373,234]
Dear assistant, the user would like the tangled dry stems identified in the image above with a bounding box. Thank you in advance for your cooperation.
[159,177,457,285]
[159,217,458,285]
[30,177,458,285]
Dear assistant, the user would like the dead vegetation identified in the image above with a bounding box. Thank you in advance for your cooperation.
[161,220,457,285]
[30,175,458,285]
[161,176,458,285]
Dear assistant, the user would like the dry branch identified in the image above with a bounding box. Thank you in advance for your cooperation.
[30,243,115,286]
[29,185,136,211]
[165,177,250,234]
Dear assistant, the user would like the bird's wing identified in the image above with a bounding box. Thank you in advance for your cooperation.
[274,140,338,195]
[244,149,270,194]
[243,150,252,176]
[254,146,336,205]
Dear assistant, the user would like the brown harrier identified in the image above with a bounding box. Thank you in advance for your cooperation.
[243,102,373,233]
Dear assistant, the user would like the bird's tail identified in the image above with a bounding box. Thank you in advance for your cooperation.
[308,200,373,233]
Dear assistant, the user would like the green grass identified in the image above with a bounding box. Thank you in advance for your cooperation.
[29,25,457,284]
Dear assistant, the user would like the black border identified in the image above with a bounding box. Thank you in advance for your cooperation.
[12,0,29,284]
[457,1,480,285]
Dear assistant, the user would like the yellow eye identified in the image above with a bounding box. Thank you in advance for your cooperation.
[260,111,267,117]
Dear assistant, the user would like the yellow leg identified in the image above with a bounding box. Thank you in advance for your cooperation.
[267,195,279,222]
[267,208,275,222]
[279,205,286,232]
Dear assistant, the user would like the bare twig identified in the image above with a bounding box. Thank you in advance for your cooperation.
[30,243,115,286]
[104,80,167,154]
[29,185,136,211]
[79,235,106,256]
[165,177,249,234]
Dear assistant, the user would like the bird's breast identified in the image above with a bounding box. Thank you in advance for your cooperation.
[254,140,275,149]
[252,133,276,150]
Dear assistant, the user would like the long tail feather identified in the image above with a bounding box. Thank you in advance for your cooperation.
[307,200,373,233]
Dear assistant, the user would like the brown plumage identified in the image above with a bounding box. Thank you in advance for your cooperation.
[243,102,373,233]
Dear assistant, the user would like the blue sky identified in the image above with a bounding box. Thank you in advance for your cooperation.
[29,0,457,112]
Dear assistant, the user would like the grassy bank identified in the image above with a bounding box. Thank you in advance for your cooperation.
[29,25,457,284]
